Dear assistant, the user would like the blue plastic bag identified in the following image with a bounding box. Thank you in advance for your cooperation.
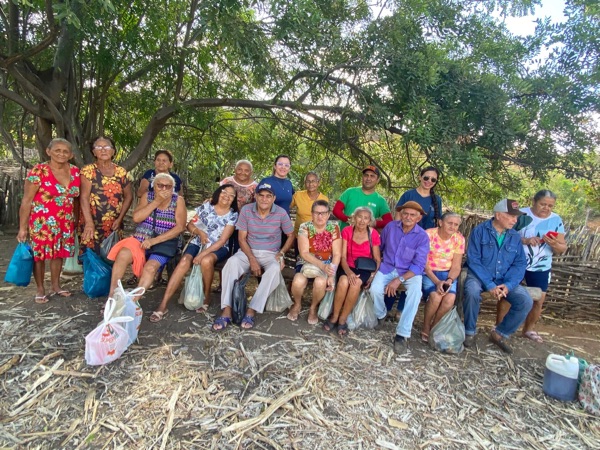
[5,242,34,286]
[81,248,112,298]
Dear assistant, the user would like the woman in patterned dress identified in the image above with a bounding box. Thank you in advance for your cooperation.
[17,138,81,303]
[288,200,341,325]
[150,184,239,322]
[421,212,465,342]
[79,136,133,253]
[106,173,186,299]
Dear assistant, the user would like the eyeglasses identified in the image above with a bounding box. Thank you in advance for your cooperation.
[94,146,113,151]
[155,183,174,190]
[422,176,437,183]
[276,162,291,168]
[220,191,235,198]
[312,211,329,216]
[305,179,319,184]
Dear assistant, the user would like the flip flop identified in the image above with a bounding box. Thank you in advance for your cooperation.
[195,301,211,313]
[212,316,231,331]
[286,307,300,321]
[337,323,349,336]
[241,315,255,329]
[51,290,72,298]
[149,310,168,323]
[523,330,543,343]
[34,295,49,304]
[323,319,337,332]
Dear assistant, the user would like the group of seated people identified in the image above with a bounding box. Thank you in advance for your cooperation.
[18,139,567,355]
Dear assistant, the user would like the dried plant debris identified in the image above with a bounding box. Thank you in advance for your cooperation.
[0,302,599,450]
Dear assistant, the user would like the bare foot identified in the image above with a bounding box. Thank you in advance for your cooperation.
[287,305,301,321]
[307,309,318,325]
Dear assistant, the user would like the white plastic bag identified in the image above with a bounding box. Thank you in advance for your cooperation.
[265,273,293,312]
[429,306,465,354]
[183,264,204,310]
[111,280,144,347]
[317,290,334,321]
[85,298,133,366]
[353,290,378,329]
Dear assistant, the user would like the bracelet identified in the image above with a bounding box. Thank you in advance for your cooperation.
[447,278,453,283]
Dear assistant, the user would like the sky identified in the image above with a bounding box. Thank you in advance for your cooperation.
[502,0,567,36]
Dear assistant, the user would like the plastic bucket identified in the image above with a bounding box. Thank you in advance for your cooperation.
[543,354,579,401]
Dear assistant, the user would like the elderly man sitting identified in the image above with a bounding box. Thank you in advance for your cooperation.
[371,201,430,354]
[463,198,533,353]
[212,183,294,331]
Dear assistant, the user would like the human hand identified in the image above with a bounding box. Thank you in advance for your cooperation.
[385,278,401,297]
[348,272,361,286]
[326,276,335,291]
[111,218,122,231]
[17,230,28,243]
[141,237,154,250]
[249,257,262,277]
[81,224,94,242]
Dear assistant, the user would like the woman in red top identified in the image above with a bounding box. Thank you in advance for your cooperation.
[325,207,381,335]
[17,138,81,303]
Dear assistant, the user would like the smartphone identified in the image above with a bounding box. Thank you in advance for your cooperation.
[442,282,451,293]
[545,231,559,239]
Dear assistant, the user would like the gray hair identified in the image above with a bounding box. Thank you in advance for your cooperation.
[533,189,557,203]
[304,171,320,182]
[235,159,253,172]
[153,172,176,187]
[47,138,72,151]
[350,206,375,227]
[441,211,462,222]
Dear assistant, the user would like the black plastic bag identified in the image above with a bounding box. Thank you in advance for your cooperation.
[232,273,250,325]
[100,231,120,259]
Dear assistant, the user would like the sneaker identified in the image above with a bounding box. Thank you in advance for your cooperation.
[489,330,513,354]
[464,334,476,348]
[393,335,408,354]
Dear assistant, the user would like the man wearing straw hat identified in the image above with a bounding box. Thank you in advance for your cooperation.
[371,201,430,354]
[463,198,533,354]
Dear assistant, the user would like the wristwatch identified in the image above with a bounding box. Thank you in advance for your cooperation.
[398,276,405,284]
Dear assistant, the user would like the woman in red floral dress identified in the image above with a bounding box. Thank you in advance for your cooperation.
[288,200,341,325]
[79,136,133,253]
[17,138,81,303]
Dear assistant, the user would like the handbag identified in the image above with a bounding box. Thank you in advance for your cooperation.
[146,210,179,258]
[351,226,377,272]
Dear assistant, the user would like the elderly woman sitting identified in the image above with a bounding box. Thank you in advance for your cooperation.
[107,173,186,297]
[325,206,381,335]
[287,200,341,325]
[421,211,465,342]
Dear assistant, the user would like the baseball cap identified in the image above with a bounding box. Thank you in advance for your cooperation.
[362,165,380,177]
[256,183,275,194]
[493,199,524,216]
[395,201,426,216]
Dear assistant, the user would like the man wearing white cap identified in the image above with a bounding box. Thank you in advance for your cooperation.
[463,199,533,353]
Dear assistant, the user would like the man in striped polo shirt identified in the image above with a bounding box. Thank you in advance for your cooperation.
[213,183,295,330]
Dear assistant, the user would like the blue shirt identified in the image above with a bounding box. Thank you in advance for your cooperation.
[466,219,527,291]
[396,189,442,230]
[379,221,430,276]
[258,176,294,214]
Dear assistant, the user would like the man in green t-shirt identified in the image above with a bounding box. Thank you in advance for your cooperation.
[332,165,393,230]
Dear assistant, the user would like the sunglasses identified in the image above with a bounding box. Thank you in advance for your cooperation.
[422,176,437,183]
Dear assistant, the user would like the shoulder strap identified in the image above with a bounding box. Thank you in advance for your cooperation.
[367,226,373,257]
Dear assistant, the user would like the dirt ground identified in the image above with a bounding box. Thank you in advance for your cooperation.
[1,230,599,449]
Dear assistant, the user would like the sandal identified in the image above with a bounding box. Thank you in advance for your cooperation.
[323,319,337,332]
[149,310,168,323]
[50,290,72,298]
[241,315,255,329]
[195,301,211,313]
[421,332,429,343]
[337,323,349,336]
[212,316,231,331]
[523,330,543,343]
[34,295,49,304]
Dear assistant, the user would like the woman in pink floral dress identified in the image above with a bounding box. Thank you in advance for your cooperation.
[17,138,81,303]
[288,200,341,325]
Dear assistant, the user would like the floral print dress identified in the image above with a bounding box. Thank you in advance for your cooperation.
[297,220,340,265]
[27,163,80,261]
[79,163,130,253]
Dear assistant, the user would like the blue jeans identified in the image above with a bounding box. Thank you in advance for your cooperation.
[371,269,423,338]
[463,271,533,338]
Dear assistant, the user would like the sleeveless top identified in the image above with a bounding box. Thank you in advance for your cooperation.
[133,192,178,242]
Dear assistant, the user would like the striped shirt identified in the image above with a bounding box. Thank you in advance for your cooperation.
[236,203,294,252]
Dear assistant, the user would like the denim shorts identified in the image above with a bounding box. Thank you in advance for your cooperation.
[184,243,229,262]
[422,270,458,298]
[524,269,551,292]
